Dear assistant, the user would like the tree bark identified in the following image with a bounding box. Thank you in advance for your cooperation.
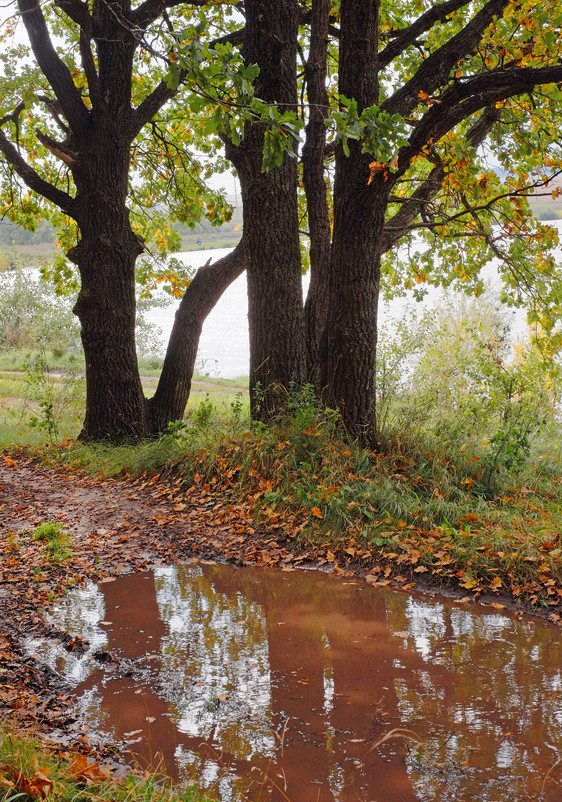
[241,0,306,420]
[319,0,383,447]
[70,139,149,440]
[148,242,247,433]
[302,0,332,385]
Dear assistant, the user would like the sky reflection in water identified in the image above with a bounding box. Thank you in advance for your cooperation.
[29,562,562,801]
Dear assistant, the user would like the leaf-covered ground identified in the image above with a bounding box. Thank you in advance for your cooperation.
[0,452,560,756]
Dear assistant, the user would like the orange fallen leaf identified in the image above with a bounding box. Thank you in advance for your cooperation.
[311,507,323,519]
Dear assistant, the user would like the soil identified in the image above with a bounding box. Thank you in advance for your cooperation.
[0,453,559,760]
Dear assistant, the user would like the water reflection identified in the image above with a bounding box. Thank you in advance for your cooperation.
[33,563,562,801]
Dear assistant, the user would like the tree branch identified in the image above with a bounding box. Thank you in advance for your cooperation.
[383,105,500,250]
[131,0,206,31]
[18,0,90,134]
[379,0,471,69]
[0,126,76,216]
[79,28,102,110]
[35,128,77,167]
[130,71,187,139]
[384,0,509,117]
[54,0,91,28]
[210,27,245,48]
[403,64,562,163]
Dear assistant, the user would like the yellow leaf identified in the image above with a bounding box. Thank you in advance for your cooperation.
[489,576,502,590]
[311,507,323,519]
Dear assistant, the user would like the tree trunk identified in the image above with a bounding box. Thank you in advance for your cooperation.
[148,241,247,433]
[302,0,332,385]
[241,0,306,420]
[70,96,148,441]
[319,0,383,448]
[70,213,148,441]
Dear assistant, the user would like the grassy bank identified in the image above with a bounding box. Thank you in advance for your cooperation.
[5,383,561,616]
[0,728,212,802]
[1,293,562,616]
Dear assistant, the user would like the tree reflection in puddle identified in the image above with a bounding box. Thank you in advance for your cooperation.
[30,562,562,801]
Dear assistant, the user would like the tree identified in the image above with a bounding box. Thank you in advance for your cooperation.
[3,0,562,447]
[228,0,306,420]
[316,0,562,445]
[0,0,247,439]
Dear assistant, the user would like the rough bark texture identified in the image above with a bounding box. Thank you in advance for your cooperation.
[147,242,247,433]
[302,0,332,384]
[320,0,383,447]
[67,34,150,441]
[240,0,305,419]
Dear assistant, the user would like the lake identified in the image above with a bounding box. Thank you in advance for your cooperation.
[146,241,534,379]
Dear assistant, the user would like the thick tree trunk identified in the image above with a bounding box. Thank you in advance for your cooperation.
[70,212,148,441]
[319,0,383,447]
[302,0,332,385]
[241,0,306,420]
[148,241,247,433]
[70,90,148,441]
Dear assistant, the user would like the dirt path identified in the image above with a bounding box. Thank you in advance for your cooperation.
[0,454,293,748]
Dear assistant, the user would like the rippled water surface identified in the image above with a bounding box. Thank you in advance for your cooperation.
[29,563,562,801]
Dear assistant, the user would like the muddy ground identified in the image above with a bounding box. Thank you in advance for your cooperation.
[0,453,559,759]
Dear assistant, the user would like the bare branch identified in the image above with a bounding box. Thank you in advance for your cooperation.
[380,0,471,69]
[35,128,77,166]
[18,0,90,134]
[0,126,76,216]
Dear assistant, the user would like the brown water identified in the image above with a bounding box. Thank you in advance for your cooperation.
[29,562,562,801]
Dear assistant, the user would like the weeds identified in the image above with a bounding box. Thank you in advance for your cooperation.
[26,380,562,604]
[31,521,73,563]
[0,727,212,802]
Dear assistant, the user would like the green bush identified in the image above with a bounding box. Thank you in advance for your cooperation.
[377,294,560,492]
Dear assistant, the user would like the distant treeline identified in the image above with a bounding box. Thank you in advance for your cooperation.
[0,198,243,254]
[0,218,56,247]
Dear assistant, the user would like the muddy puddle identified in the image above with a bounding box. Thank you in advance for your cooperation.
[28,562,561,801]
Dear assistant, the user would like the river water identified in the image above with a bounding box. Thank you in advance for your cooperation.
[146,242,533,380]
[28,563,562,801]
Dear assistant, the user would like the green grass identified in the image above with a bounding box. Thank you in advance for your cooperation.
[13,390,560,606]
[1,349,561,606]
[30,521,73,563]
[0,727,213,802]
